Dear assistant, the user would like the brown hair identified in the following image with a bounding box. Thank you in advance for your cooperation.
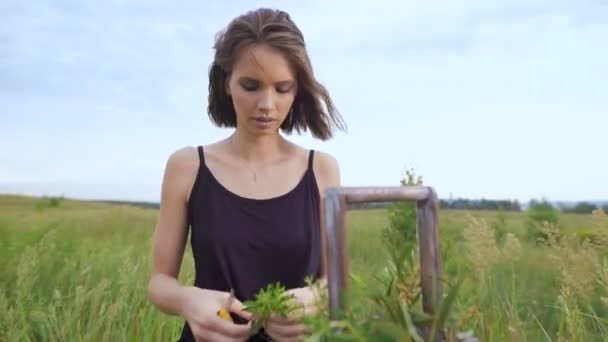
[207,8,346,140]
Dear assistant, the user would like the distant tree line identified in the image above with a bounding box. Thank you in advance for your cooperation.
[438,198,607,214]
[349,199,523,211]
[354,199,607,214]
[439,198,522,211]
[93,200,160,210]
[561,201,608,214]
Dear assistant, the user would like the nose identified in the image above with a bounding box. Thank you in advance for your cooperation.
[257,89,275,115]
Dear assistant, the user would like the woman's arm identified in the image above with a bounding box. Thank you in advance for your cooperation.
[147,147,199,316]
[148,147,253,340]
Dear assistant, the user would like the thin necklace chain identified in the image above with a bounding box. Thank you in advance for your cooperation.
[230,136,258,183]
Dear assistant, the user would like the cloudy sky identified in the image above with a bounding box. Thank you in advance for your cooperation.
[1,0,607,202]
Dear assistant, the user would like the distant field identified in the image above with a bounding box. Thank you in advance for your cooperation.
[1,195,607,341]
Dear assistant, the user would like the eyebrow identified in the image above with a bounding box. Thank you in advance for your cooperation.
[238,76,295,87]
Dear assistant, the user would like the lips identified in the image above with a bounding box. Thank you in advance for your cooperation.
[252,116,275,129]
[254,116,274,122]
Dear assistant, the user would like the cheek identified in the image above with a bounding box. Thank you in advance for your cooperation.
[278,95,295,112]
[278,91,297,109]
[231,90,257,112]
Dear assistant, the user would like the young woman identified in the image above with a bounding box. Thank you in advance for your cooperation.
[147,7,346,342]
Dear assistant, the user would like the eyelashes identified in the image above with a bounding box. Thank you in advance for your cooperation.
[240,83,258,92]
[239,81,294,94]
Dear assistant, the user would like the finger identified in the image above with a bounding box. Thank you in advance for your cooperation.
[230,300,253,321]
[189,325,205,342]
[191,324,229,342]
[266,322,309,339]
[199,327,248,342]
[268,312,298,325]
[276,338,305,342]
[266,336,304,342]
[295,303,319,318]
[195,328,235,342]
[283,291,318,318]
[279,305,317,323]
[206,315,252,339]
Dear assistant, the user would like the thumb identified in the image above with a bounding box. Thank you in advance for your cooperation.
[230,299,252,320]
[285,286,303,297]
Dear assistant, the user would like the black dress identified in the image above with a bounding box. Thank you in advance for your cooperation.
[177,146,322,341]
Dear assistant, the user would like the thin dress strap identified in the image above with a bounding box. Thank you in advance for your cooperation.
[197,145,205,165]
[308,149,315,170]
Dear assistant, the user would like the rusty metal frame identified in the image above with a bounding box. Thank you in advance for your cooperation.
[323,186,443,321]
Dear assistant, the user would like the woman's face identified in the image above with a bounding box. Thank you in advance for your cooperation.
[227,43,297,136]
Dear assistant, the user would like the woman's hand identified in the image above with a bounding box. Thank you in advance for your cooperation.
[180,286,252,342]
[264,283,325,342]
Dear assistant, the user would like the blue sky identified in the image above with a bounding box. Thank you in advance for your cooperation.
[1,0,607,203]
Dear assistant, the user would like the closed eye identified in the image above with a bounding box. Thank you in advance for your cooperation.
[238,77,295,93]
[239,79,260,92]
[276,81,295,93]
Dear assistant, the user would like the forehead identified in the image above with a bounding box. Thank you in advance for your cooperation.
[231,43,295,81]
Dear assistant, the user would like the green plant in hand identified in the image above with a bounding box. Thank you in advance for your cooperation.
[243,282,298,333]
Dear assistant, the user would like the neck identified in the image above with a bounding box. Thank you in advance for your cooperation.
[229,129,285,165]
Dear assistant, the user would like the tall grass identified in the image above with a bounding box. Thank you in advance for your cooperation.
[1,195,607,340]
[0,196,191,341]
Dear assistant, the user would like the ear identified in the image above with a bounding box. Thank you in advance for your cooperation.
[225,73,232,96]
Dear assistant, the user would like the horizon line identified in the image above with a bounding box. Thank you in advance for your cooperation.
[2,191,606,206]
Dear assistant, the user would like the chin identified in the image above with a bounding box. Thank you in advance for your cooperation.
[245,125,279,136]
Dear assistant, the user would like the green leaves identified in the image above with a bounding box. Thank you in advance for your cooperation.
[242,282,297,332]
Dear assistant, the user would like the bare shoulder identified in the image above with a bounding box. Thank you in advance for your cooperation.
[165,146,199,174]
[162,145,200,202]
[151,145,200,282]
[312,150,341,195]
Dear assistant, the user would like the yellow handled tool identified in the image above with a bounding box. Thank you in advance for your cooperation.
[217,289,235,322]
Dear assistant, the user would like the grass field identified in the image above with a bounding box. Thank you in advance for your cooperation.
[1,194,607,341]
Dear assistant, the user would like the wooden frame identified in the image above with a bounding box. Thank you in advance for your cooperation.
[323,186,443,328]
